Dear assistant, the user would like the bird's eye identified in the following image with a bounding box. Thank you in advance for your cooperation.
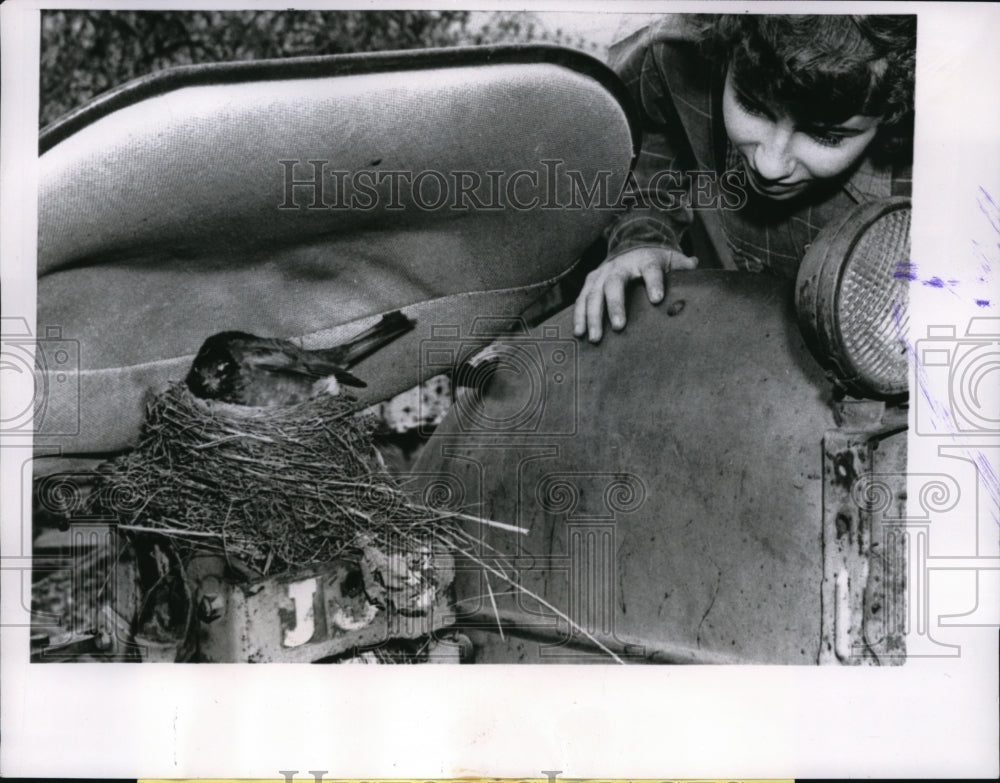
[216,361,228,372]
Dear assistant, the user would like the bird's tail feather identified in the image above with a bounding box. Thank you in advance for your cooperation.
[327,310,415,368]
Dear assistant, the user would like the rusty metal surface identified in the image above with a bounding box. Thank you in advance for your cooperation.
[190,554,455,663]
[31,464,459,663]
[819,410,908,665]
[411,270,841,663]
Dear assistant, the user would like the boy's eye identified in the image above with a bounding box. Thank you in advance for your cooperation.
[734,89,772,119]
[807,128,849,147]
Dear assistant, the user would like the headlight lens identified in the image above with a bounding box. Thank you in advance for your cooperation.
[795,197,911,398]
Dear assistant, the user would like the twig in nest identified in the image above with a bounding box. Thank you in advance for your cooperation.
[88,383,458,576]
[86,382,626,663]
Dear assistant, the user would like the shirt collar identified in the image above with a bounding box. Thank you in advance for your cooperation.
[843,155,895,202]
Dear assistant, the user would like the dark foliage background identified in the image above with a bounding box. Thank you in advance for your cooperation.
[40,10,601,128]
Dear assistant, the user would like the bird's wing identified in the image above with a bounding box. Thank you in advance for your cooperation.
[319,310,416,368]
[237,341,314,373]
[298,361,367,388]
[243,343,367,387]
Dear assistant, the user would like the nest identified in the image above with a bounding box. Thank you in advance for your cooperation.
[85,383,625,662]
[90,382,472,578]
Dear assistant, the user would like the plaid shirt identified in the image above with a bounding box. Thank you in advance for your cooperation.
[606,18,911,279]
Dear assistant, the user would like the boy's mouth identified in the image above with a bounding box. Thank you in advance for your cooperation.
[741,159,808,200]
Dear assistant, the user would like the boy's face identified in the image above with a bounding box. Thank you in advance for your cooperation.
[722,72,882,201]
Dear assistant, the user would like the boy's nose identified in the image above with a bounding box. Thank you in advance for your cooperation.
[753,124,796,181]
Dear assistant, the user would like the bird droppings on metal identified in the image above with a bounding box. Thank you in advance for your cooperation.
[832,450,858,489]
[835,511,852,540]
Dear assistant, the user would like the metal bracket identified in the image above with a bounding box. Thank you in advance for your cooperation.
[819,404,908,665]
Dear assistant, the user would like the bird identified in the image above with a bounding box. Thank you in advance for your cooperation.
[185,310,415,406]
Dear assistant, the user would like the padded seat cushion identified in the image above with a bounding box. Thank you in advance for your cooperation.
[36,48,636,454]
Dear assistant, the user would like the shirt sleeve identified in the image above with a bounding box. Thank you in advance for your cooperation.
[605,37,697,262]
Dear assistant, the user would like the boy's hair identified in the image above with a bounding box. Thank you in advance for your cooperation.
[694,15,916,162]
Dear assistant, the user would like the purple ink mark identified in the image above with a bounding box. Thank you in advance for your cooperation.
[976,299,991,307]
[912,335,955,434]
[971,239,996,275]
[894,260,918,280]
[973,450,1000,537]
[924,276,945,288]
[978,186,1000,237]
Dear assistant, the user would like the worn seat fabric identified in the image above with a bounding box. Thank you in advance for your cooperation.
[36,49,636,454]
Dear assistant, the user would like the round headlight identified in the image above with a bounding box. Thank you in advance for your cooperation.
[795,197,911,399]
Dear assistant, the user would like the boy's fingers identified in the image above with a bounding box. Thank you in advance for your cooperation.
[574,270,604,336]
[574,249,693,341]
[573,281,590,336]
[641,262,665,303]
[586,284,607,343]
[605,275,627,330]
[670,253,699,271]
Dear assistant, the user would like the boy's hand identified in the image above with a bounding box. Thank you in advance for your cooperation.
[573,247,698,342]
